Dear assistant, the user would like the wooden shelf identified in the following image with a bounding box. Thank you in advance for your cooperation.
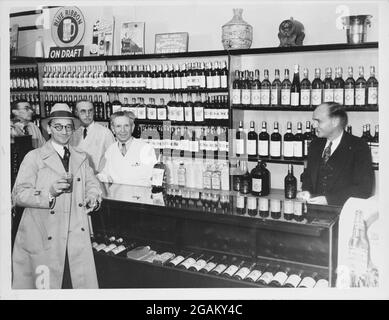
[39,88,228,94]
[232,105,378,112]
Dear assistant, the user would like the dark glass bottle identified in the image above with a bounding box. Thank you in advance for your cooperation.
[261,69,271,106]
[251,69,261,106]
[323,67,334,103]
[366,66,378,107]
[241,70,251,106]
[239,161,251,194]
[284,164,297,199]
[355,66,367,106]
[371,125,379,166]
[258,121,270,158]
[236,120,245,157]
[300,68,311,107]
[250,160,270,196]
[257,264,280,286]
[283,122,294,160]
[293,122,304,161]
[311,68,323,107]
[281,69,291,106]
[271,69,282,106]
[247,121,258,159]
[270,121,282,159]
[334,67,345,105]
[232,70,241,105]
[290,64,300,107]
[344,66,355,107]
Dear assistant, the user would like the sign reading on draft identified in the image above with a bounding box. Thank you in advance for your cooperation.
[49,46,84,59]
[51,6,85,47]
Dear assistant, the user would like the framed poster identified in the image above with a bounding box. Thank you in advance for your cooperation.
[10,24,19,56]
[120,22,145,55]
[90,17,115,56]
[155,32,189,53]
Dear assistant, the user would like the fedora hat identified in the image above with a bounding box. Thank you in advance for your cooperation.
[49,103,74,119]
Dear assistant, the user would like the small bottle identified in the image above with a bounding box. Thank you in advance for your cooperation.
[366,66,378,107]
[355,66,367,106]
[344,66,355,107]
[311,68,323,106]
[290,64,300,107]
[284,164,297,199]
[250,160,270,196]
[236,120,245,156]
[281,69,291,106]
[177,162,186,187]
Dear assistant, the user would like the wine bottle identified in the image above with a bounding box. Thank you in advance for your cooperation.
[177,253,204,270]
[233,262,256,281]
[246,263,269,282]
[236,120,245,156]
[166,251,193,267]
[199,256,218,274]
[290,64,300,107]
[258,121,270,158]
[247,121,258,159]
[283,200,294,221]
[188,255,215,272]
[370,125,379,166]
[298,272,319,288]
[283,270,304,288]
[270,121,282,159]
[293,122,304,161]
[184,93,194,123]
[241,70,251,106]
[258,198,269,218]
[257,264,280,286]
[281,68,291,106]
[247,196,258,217]
[251,69,261,106]
[177,162,186,187]
[239,161,251,194]
[270,199,281,220]
[314,278,329,288]
[303,121,312,159]
[222,258,244,278]
[334,67,345,105]
[250,160,270,196]
[209,256,230,275]
[300,68,311,107]
[260,69,271,106]
[269,267,291,287]
[236,194,246,215]
[344,66,355,107]
[220,61,228,88]
[283,122,294,160]
[355,66,367,106]
[232,70,241,105]
[151,153,167,193]
[311,68,323,107]
[271,69,282,106]
[284,164,297,199]
[323,67,334,103]
[193,92,204,123]
[176,93,185,122]
[366,66,378,107]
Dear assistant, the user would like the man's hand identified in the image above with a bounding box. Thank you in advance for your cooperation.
[96,173,113,183]
[49,178,70,197]
[307,196,328,205]
[297,191,311,202]
[84,195,101,213]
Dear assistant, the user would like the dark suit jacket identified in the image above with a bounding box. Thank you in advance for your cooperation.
[302,131,374,206]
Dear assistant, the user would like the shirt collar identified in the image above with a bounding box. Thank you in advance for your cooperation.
[117,137,134,148]
[325,130,343,154]
[83,121,95,131]
[51,140,69,157]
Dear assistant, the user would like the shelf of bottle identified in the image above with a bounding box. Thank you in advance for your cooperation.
[232,105,379,112]
[135,119,230,127]
[10,88,39,93]
[39,88,229,94]
[10,56,39,64]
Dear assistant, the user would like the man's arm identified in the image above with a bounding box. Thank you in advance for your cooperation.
[326,140,374,206]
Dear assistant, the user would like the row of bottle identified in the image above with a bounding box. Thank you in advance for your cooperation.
[41,60,228,91]
[232,65,378,107]
[10,67,39,91]
[361,124,379,165]
[10,93,41,116]
[91,234,329,287]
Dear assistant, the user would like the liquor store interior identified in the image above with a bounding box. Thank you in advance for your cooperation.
[7,1,382,291]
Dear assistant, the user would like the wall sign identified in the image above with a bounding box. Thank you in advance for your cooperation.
[49,45,84,58]
[155,32,189,53]
[51,6,85,47]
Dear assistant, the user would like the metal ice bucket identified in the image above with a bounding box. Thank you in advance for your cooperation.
[342,15,372,44]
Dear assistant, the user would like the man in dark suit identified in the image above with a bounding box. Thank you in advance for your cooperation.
[297,103,374,207]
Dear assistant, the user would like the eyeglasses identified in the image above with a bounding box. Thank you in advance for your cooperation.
[79,109,94,115]
[51,124,74,132]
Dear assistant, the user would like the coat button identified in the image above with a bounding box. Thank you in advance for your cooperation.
[78,203,83,207]
[81,228,85,231]
[50,210,55,214]
[77,178,81,181]
[48,236,52,240]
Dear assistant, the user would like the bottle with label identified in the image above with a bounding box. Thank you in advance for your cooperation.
[245,263,269,282]
[283,270,304,288]
[293,122,304,160]
[334,67,345,105]
[232,157,243,192]
[290,64,300,107]
[284,164,297,199]
[147,97,157,120]
[314,278,329,288]
[283,200,294,221]
[366,66,378,107]
[177,253,204,270]
[236,193,246,215]
[323,67,334,103]
[260,69,271,106]
[151,153,167,193]
[283,122,294,160]
[281,68,291,106]
[166,251,193,268]
[233,262,257,281]
[157,98,167,121]
[257,264,280,286]
[232,70,241,105]
[209,255,230,275]
[355,66,367,106]
[247,121,258,159]
[189,255,215,272]
[247,196,257,217]
[270,199,282,220]
[270,121,282,159]
[298,272,319,288]
[236,121,245,156]
[193,92,204,123]
[269,267,291,287]
[370,125,379,166]
[251,69,261,106]
[344,66,355,107]
[241,70,251,106]
[175,93,185,122]
[177,162,187,187]
[258,121,270,158]
[303,121,312,159]
[258,198,269,218]
[167,94,177,122]
[271,69,282,106]
[311,68,323,107]
[184,93,194,122]
[239,161,251,194]
[250,160,270,196]
[222,257,243,278]
[220,61,228,88]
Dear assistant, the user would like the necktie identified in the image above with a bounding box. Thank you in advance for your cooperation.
[83,127,87,139]
[121,143,127,156]
[23,125,29,135]
[322,141,332,164]
[63,146,70,172]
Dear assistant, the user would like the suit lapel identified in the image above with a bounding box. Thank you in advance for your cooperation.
[310,138,326,191]
[40,141,67,175]
[69,145,86,174]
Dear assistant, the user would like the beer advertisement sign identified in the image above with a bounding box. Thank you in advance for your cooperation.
[51,6,85,47]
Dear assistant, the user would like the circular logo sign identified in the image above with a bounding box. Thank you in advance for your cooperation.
[51,7,85,47]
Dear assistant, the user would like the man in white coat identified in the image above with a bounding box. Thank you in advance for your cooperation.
[70,99,115,173]
[97,111,157,186]
[12,103,102,289]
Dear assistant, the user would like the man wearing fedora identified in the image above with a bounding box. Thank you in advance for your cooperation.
[12,103,102,289]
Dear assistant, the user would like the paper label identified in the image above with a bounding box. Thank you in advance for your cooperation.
[334,88,344,104]
[251,89,261,105]
[252,178,262,193]
[247,197,257,210]
[285,274,302,287]
[236,139,245,155]
[355,88,366,105]
[241,89,251,105]
[311,89,322,106]
[270,141,281,157]
[344,88,355,105]
[223,265,239,277]
[246,270,262,282]
[324,89,334,102]
[368,87,378,105]
[235,267,251,280]
[291,92,299,106]
[260,89,270,105]
[300,89,311,106]
[298,276,316,288]
[247,140,257,155]
[232,89,241,104]
[283,141,294,157]
[281,89,291,105]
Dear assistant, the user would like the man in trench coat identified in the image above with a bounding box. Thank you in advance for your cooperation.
[12,103,102,289]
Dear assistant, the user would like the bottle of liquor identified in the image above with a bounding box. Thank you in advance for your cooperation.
[209,256,229,276]
[247,121,258,159]
[258,198,269,218]
[157,98,167,121]
[151,153,167,193]
[193,92,204,123]
[222,258,245,278]
[166,251,193,268]
[250,160,270,196]
[175,93,185,122]
[293,122,304,160]
[314,278,329,288]
[271,69,282,106]
[283,270,304,288]
[366,66,378,107]
[299,160,307,192]
[311,68,323,107]
[247,196,257,217]
[232,157,243,192]
[239,161,251,194]
[270,121,282,159]
[178,253,204,270]
[236,193,246,215]
[260,69,271,106]
[211,61,221,89]
[334,67,345,105]
[233,262,257,281]
[270,199,281,219]
[199,256,218,274]
[300,68,311,107]
[189,255,215,272]
[257,264,280,286]
[281,68,291,107]
[220,61,228,88]
[355,66,367,106]
[323,67,334,103]
[283,122,294,160]
[167,94,177,122]
[241,70,251,106]
[284,164,297,199]
[269,267,291,287]
[370,125,379,166]
[246,263,269,282]
[258,121,270,158]
[236,120,245,156]
[283,200,294,221]
[251,69,261,106]
[344,66,355,107]
[290,64,300,107]
[232,70,241,105]
[298,272,319,288]
[183,93,194,123]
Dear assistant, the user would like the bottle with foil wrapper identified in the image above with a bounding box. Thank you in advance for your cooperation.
[222,8,253,50]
